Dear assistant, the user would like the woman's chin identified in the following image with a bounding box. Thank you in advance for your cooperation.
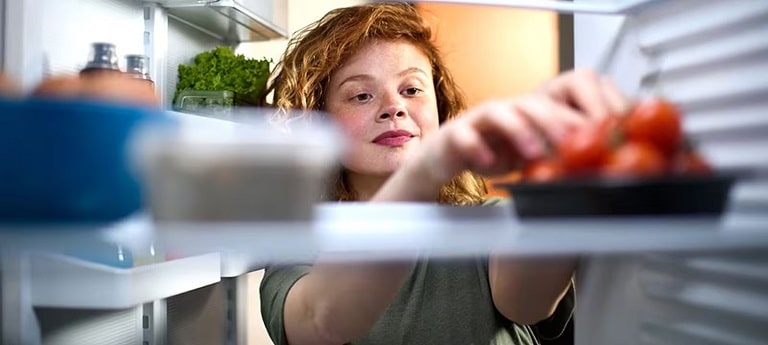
[343,160,406,177]
[343,150,412,173]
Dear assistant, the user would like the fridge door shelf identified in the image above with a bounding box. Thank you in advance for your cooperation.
[30,252,220,309]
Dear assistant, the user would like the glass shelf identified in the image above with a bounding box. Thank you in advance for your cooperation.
[155,0,288,43]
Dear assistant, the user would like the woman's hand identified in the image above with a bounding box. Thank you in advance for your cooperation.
[538,69,631,122]
[413,69,631,184]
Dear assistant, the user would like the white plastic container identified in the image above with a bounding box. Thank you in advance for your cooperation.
[133,108,342,222]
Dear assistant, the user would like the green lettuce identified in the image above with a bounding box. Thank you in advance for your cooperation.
[174,46,271,105]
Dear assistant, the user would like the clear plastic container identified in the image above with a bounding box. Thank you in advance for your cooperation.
[173,90,235,119]
[133,109,342,222]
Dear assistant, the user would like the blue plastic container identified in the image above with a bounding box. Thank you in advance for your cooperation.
[0,97,172,224]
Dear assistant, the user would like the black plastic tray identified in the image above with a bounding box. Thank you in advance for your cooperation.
[497,175,735,219]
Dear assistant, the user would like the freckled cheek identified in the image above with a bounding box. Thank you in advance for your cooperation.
[418,116,439,136]
[412,103,440,136]
[331,115,370,165]
[331,114,371,142]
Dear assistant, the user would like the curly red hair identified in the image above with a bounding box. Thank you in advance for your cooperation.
[266,3,486,205]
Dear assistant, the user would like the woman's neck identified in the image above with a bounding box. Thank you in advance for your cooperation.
[345,171,390,202]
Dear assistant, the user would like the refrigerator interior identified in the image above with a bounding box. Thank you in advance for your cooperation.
[1,0,767,344]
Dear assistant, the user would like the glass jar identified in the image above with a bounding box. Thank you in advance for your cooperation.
[80,42,122,78]
[125,54,155,90]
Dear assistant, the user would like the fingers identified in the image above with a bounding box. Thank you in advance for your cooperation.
[541,69,630,121]
[543,69,606,121]
[468,102,544,160]
[445,91,601,174]
[436,101,542,177]
[457,96,585,163]
[514,94,588,143]
[431,70,631,178]
[445,123,495,171]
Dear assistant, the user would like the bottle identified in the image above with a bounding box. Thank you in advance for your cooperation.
[80,42,122,78]
[125,54,155,91]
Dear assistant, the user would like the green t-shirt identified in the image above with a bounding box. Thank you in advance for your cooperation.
[260,198,574,345]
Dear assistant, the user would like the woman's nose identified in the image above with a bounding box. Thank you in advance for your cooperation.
[377,93,407,122]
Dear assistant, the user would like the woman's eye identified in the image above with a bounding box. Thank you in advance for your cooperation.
[352,93,372,102]
[403,87,422,96]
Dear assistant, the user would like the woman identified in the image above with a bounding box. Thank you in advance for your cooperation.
[261,3,629,345]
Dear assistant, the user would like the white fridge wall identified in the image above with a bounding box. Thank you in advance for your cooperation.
[3,0,45,90]
[575,1,768,344]
[40,0,144,76]
[574,14,649,97]
[0,0,5,68]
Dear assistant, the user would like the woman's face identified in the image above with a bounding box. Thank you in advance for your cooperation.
[324,40,439,177]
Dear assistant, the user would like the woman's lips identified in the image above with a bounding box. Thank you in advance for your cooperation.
[372,129,414,147]
[374,136,412,146]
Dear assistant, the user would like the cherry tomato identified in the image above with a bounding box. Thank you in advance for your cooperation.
[597,115,625,147]
[602,142,666,179]
[524,159,564,183]
[557,116,619,176]
[624,98,683,158]
[673,151,712,175]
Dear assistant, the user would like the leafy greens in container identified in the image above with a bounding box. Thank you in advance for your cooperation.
[174,47,271,115]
